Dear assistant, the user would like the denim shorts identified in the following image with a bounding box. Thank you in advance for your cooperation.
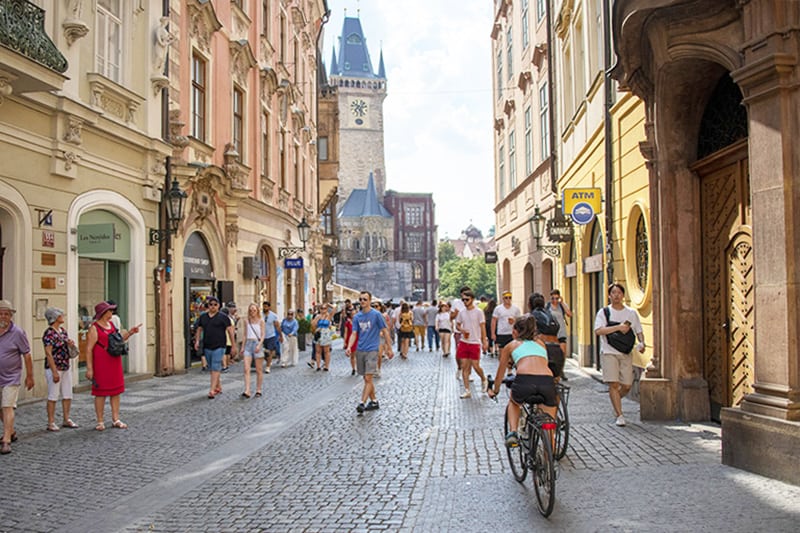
[243,339,263,358]
[204,347,225,371]
[263,336,278,353]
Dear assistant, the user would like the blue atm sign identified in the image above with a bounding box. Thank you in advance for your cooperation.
[284,258,304,269]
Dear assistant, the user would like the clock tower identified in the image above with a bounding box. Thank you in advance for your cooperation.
[328,15,388,214]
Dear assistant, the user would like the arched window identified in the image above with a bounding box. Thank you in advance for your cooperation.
[413,263,423,279]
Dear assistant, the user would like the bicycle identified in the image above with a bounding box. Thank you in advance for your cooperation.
[554,382,570,460]
[500,375,557,517]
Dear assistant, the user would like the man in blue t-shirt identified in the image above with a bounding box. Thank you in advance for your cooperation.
[345,291,394,414]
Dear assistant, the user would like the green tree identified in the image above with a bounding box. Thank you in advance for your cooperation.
[438,241,457,267]
[438,256,497,301]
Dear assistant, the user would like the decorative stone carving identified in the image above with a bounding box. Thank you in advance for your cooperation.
[63,115,83,145]
[261,176,275,205]
[223,143,249,190]
[168,110,190,149]
[0,72,16,105]
[153,17,175,76]
[260,66,279,98]
[229,40,257,87]
[226,223,239,247]
[62,150,80,171]
[62,20,89,47]
[191,178,217,225]
[187,0,222,53]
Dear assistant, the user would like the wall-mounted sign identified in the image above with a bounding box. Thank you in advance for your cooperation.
[583,253,604,273]
[563,188,602,225]
[565,262,578,278]
[42,231,55,248]
[284,257,304,269]
[77,224,115,254]
[484,251,498,264]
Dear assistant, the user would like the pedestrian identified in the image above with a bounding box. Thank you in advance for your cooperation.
[594,283,646,426]
[194,296,236,399]
[312,304,333,371]
[85,301,141,428]
[239,303,264,398]
[376,301,390,378]
[492,291,522,356]
[484,298,497,355]
[425,300,440,352]
[219,306,233,373]
[391,301,403,352]
[0,300,34,454]
[487,316,558,447]
[226,301,240,362]
[412,300,426,351]
[280,310,299,368]
[450,286,471,380]
[344,307,358,375]
[455,289,489,398]
[42,307,79,431]
[345,291,393,413]
[307,305,320,369]
[436,302,452,357]
[548,289,572,377]
[261,301,282,374]
[397,302,414,359]
[192,300,209,370]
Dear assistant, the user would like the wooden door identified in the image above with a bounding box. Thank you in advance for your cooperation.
[696,141,753,421]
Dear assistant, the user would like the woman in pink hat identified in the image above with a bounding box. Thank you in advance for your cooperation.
[84,301,140,431]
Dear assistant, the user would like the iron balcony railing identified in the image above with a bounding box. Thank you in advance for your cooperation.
[0,0,68,73]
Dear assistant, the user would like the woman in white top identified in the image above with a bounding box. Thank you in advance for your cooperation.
[240,303,265,398]
[435,302,452,357]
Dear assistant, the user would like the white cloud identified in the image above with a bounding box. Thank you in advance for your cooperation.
[324,1,495,238]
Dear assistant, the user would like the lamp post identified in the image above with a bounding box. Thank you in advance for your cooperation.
[149,177,187,245]
[529,206,562,258]
[278,218,311,258]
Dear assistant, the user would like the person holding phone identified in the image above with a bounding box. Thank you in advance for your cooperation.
[594,283,646,427]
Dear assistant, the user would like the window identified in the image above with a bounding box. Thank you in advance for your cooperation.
[574,18,587,109]
[191,53,206,142]
[280,131,286,189]
[413,263,423,280]
[635,214,649,291]
[405,205,423,226]
[521,0,529,49]
[321,204,333,235]
[280,15,286,63]
[537,0,545,22]
[539,84,549,162]
[508,130,517,189]
[406,233,423,254]
[498,144,505,198]
[233,87,244,158]
[261,111,269,178]
[496,48,503,99]
[294,144,300,198]
[506,27,513,81]
[262,0,270,38]
[318,137,329,161]
[96,0,122,82]
[524,106,533,176]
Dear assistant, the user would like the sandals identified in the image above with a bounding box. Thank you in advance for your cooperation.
[95,422,106,431]
[255,391,262,397]
[47,422,60,432]
[0,442,10,455]
[62,419,79,429]
[10,432,17,442]
[241,392,251,399]
[112,420,128,429]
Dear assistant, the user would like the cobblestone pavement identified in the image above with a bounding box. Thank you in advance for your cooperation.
[1,343,799,532]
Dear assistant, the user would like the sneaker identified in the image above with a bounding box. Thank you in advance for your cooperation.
[460,390,472,399]
[456,369,461,381]
[365,400,380,411]
[481,378,489,393]
[375,369,381,378]
[356,403,366,413]
[505,431,519,448]
[221,367,229,373]
[615,415,627,426]
[265,366,271,374]
[351,369,356,376]
[201,366,208,372]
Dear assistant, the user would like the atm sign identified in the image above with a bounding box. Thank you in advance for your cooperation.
[563,188,602,214]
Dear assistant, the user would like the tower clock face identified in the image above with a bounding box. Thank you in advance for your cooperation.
[350,99,368,125]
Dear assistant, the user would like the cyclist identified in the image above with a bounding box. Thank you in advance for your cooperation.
[487,316,558,447]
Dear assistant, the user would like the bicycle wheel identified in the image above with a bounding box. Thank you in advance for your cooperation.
[531,425,556,517]
[504,405,527,482]
[554,386,570,460]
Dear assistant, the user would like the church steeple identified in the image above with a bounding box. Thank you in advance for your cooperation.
[329,45,338,76]
[378,49,386,78]
[335,16,383,79]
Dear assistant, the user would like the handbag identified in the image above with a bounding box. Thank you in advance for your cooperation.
[603,307,636,354]
[68,344,80,359]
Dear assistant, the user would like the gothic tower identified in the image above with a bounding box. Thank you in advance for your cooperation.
[328,15,387,214]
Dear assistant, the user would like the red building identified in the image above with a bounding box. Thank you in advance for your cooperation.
[383,191,437,300]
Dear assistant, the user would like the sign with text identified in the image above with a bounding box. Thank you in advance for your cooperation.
[77,224,115,254]
[284,257,304,269]
[563,188,602,225]
[484,251,498,264]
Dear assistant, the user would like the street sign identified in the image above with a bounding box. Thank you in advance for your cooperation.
[284,257,304,269]
[563,188,602,225]
[484,251,498,264]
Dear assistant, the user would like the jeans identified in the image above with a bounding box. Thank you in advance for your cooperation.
[426,326,440,350]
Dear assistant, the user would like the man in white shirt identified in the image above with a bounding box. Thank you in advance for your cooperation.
[450,286,470,379]
[594,283,646,427]
[454,289,489,398]
[491,290,521,354]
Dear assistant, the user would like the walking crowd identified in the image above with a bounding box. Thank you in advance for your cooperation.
[0,281,646,455]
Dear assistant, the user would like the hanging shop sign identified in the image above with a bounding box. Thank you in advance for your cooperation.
[284,257,304,269]
[563,188,602,225]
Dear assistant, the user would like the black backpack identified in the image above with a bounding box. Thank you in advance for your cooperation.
[532,308,560,336]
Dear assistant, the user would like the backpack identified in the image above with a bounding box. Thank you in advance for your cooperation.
[532,308,560,336]
[95,323,128,357]
[400,313,413,332]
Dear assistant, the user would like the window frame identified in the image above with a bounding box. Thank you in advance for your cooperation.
[524,106,533,176]
[95,0,123,83]
[233,86,244,159]
[539,83,549,163]
[191,52,207,142]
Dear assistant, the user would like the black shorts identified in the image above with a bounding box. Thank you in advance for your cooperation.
[495,334,513,348]
[399,330,414,339]
[438,328,451,334]
[546,343,564,378]
[511,374,558,407]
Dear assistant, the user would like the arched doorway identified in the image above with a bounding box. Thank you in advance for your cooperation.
[523,263,534,304]
[586,220,605,369]
[184,232,216,368]
[566,241,577,358]
[257,245,276,307]
[502,259,511,293]
[541,258,553,296]
[691,74,752,422]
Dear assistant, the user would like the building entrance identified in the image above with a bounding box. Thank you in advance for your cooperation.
[184,232,216,368]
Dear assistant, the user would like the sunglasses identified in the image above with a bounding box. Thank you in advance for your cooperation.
[503,296,512,299]
[208,302,219,306]
[461,298,472,302]
[358,297,368,301]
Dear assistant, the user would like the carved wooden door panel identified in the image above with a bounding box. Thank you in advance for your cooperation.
[698,145,752,421]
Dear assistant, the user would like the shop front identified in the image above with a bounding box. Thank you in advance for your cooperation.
[183,232,216,368]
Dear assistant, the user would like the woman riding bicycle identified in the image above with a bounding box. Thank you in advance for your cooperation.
[487,316,558,447]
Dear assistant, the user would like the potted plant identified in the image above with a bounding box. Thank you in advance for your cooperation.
[297,317,311,351]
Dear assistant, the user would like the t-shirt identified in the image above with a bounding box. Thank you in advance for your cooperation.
[436,312,451,331]
[450,298,466,320]
[263,311,279,339]
[0,323,31,387]
[548,302,568,339]
[197,312,231,350]
[594,305,643,356]
[391,307,402,330]
[42,326,71,371]
[456,307,485,345]
[412,305,427,326]
[492,304,522,335]
[425,306,437,327]
[353,308,387,352]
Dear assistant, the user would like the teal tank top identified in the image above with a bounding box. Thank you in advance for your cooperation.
[511,340,548,365]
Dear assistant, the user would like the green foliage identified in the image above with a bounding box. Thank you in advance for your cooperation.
[438,241,457,267]
[438,256,497,301]
[297,317,312,335]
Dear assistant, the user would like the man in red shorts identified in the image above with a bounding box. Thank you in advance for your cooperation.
[454,289,489,398]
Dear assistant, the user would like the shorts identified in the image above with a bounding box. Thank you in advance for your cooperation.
[46,369,74,401]
[456,342,481,361]
[243,339,263,358]
[356,350,379,376]
[413,325,426,337]
[438,328,451,334]
[511,374,558,407]
[225,345,232,355]
[0,385,20,408]
[263,336,278,353]
[495,334,513,348]
[399,330,414,339]
[601,352,634,386]
[204,347,225,372]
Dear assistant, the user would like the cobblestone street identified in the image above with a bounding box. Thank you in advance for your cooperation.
[2,343,798,532]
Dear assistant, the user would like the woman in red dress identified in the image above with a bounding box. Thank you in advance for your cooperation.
[84,301,140,431]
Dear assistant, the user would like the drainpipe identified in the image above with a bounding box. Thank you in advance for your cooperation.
[545,0,557,196]
[603,0,614,284]
[315,4,331,303]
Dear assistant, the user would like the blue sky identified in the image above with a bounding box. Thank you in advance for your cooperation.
[323,1,495,239]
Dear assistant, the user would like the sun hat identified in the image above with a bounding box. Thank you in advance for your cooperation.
[93,301,117,321]
[45,307,65,325]
[0,300,16,313]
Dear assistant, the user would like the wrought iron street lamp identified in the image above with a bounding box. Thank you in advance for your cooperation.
[149,177,187,245]
[529,206,562,258]
[278,217,311,258]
